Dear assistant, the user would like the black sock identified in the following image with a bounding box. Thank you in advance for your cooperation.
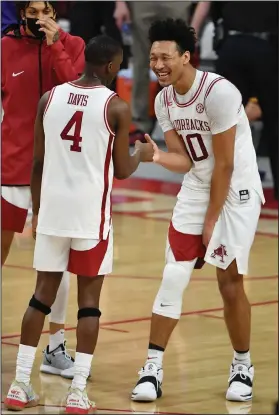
[148,342,165,352]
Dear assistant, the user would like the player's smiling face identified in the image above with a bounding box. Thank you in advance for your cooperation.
[150,41,189,87]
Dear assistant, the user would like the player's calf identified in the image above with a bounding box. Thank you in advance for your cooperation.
[66,302,102,412]
[132,259,196,402]
[217,262,254,401]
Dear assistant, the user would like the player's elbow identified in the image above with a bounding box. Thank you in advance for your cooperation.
[180,158,193,174]
[114,169,130,180]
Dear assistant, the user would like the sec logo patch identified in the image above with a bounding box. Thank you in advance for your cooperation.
[196,103,204,113]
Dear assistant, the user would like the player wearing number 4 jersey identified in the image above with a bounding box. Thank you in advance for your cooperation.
[5,35,150,414]
[131,19,265,404]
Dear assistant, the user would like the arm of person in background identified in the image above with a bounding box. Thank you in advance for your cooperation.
[110,96,153,179]
[202,80,242,247]
[144,92,192,174]
[113,1,130,30]
[30,91,49,239]
[37,17,85,82]
[190,1,211,36]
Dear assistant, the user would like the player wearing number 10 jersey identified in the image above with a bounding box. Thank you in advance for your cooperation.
[5,35,148,414]
[131,19,265,404]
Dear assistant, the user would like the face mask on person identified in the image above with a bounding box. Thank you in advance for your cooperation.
[26,17,45,39]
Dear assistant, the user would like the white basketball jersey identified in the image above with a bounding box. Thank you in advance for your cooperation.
[37,82,117,239]
[157,70,265,204]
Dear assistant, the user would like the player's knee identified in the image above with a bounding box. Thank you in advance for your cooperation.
[29,295,51,315]
[152,261,194,319]
[77,307,101,320]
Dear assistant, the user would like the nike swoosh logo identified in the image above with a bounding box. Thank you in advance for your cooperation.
[12,71,24,77]
[45,355,52,364]
[160,303,171,307]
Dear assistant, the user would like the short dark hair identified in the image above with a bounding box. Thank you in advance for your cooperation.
[85,35,122,66]
[16,1,57,17]
[148,18,196,55]
[17,1,57,11]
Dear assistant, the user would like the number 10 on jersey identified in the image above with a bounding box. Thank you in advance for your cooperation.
[179,133,209,162]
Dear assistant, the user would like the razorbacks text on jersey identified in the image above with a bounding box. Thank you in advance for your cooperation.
[37,82,117,239]
[155,70,265,204]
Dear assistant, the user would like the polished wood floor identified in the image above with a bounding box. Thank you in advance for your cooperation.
[2,178,278,414]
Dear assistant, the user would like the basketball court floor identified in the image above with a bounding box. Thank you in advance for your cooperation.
[2,173,278,414]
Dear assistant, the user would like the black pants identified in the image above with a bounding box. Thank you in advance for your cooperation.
[69,1,128,81]
[216,35,278,198]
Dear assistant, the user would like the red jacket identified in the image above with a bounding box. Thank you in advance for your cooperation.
[1,27,85,185]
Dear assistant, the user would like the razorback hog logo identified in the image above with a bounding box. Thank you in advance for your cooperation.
[210,244,228,263]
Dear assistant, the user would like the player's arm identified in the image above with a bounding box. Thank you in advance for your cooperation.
[204,81,241,234]
[146,130,193,173]
[110,96,148,179]
[31,91,49,215]
[148,92,192,173]
[205,126,235,226]
[190,1,211,36]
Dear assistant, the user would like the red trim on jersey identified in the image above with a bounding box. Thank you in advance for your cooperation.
[43,87,56,119]
[172,72,208,107]
[104,93,117,136]
[99,133,114,239]
[163,88,171,119]
[204,77,225,100]
[67,83,107,90]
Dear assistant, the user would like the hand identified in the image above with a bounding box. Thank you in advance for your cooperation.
[202,220,215,248]
[32,214,38,240]
[134,139,154,162]
[245,100,262,122]
[144,134,163,163]
[37,18,60,45]
[113,1,131,30]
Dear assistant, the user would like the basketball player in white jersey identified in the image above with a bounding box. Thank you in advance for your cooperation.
[5,35,150,413]
[131,19,265,403]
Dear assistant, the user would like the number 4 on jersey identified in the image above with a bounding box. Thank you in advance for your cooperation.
[61,111,83,152]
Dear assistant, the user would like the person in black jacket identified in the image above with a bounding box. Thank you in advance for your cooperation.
[191,1,278,199]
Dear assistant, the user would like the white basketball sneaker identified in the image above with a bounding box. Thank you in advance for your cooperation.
[131,362,163,402]
[4,380,39,411]
[226,363,254,401]
[65,387,96,414]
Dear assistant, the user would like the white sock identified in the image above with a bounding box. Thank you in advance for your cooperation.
[233,350,251,367]
[146,348,164,368]
[16,344,37,386]
[49,329,65,352]
[71,352,93,392]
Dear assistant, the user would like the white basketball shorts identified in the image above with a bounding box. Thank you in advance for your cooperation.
[167,186,262,275]
[34,229,113,277]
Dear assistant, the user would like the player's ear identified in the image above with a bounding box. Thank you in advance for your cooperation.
[108,62,113,73]
[183,51,191,66]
